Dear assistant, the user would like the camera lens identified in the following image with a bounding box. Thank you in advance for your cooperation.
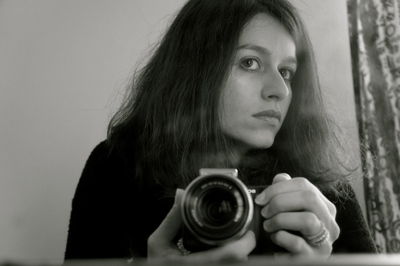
[199,188,237,226]
[181,174,253,245]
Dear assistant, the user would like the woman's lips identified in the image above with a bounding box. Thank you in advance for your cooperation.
[252,110,282,123]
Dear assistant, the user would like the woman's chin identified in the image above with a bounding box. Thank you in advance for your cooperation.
[237,137,275,152]
[224,131,276,153]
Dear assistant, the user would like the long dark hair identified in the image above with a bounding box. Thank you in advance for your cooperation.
[107,0,353,194]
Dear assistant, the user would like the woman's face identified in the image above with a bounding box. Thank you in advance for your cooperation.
[219,13,296,151]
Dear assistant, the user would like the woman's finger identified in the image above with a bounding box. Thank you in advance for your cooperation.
[272,173,292,184]
[179,230,256,263]
[148,189,184,257]
[150,189,184,241]
[263,212,323,237]
[259,190,339,241]
[260,190,329,220]
[270,229,333,256]
[270,230,313,255]
[255,177,336,217]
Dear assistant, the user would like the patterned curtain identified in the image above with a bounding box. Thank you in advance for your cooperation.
[347,0,400,253]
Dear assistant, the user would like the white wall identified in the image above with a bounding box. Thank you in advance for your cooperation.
[294,0,365,209]
[0,0,362,264]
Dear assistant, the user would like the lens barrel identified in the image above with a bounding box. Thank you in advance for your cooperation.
[181,173,254,246]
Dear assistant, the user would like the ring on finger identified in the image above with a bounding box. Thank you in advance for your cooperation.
[176,238,191,255]
[305,222,330,247]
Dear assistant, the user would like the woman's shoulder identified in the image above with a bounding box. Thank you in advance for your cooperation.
[80,140,117,177]
[75,140,138,195]
[322,181,364,221]
[85,140,111,163]
[324,181,378,253]
[84,139,136,171]
[66,141,143,259]
[85,140,125,162]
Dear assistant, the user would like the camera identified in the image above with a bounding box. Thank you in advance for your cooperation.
[180,168,265,252]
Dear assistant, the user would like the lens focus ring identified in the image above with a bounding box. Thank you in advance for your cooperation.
[181,174,254,246]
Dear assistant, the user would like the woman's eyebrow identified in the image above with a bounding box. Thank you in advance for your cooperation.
[236,43,297,65]
[237,43,271,55]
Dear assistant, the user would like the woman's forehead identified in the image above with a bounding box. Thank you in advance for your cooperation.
[237,13,296,60]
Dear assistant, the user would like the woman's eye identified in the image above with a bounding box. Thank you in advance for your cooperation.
[240,58,261,71]
[279,68,295,82]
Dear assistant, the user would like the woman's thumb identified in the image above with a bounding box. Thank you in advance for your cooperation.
[151,188,185,241]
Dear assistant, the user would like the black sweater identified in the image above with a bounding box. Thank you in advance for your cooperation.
[64,141,377,260]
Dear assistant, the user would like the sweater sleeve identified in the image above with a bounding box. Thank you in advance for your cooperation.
[332,184,378,253]
[64,141,139,260]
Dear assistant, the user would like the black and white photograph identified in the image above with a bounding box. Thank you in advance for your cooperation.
[1,0,400,265]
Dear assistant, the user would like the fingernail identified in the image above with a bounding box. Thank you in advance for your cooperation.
[277,173,291,180]
[176,188,184,195]
[174,188,184,204]
[255,193,264,205]
[261,205,269,218]
[263,220,271,232]
[271,173,289,184]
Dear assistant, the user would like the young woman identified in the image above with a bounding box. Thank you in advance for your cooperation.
[65,0,377,261]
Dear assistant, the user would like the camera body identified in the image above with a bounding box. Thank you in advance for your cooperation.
[180,168,265,252]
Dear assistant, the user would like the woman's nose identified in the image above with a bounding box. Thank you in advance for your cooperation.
[260,71,290,101]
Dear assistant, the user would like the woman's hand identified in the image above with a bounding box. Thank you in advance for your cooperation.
[147,189,256,262]
[255,173,340,257]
